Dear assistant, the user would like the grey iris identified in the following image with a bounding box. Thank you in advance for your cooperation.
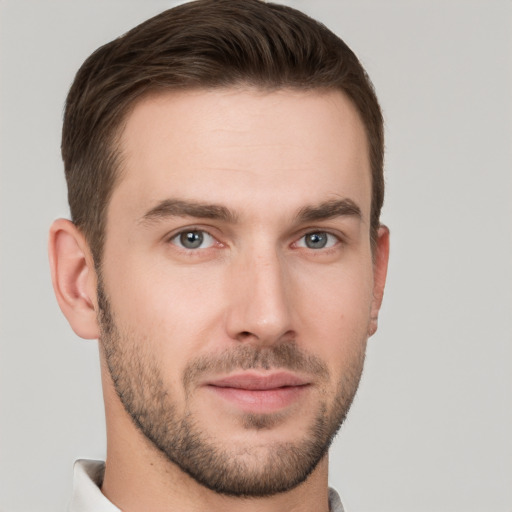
[305,232,328,249]
[180,231,203,249]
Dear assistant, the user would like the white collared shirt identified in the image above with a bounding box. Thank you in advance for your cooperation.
[69,460,120,512]
[69,459,345,512]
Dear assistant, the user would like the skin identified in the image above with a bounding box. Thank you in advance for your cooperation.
[49,88,389,512]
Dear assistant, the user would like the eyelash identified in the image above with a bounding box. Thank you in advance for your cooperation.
[169,229,218,251]
[293,231,340,250]
[167,227,343,253]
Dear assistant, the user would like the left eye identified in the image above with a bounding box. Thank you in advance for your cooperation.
[170,230,216,250]
[296,232,338,250]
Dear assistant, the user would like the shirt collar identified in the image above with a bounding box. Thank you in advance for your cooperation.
[68,459,120,512]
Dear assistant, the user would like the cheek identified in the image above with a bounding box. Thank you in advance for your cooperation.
[102,257,228,375]
[293,258,374,359]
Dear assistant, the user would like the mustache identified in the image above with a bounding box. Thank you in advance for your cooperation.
[183,341,329,389]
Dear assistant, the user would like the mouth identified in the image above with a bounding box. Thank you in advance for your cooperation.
[204,372,311,413]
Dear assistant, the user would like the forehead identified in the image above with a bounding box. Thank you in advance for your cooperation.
[112,87,371,223]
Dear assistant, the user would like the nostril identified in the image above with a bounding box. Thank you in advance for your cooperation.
[238,331,254,340]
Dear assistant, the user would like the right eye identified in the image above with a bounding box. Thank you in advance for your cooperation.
[170,230,216,250]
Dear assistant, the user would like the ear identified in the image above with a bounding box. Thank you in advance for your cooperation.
[48,218,100,339]
[368,225,390,337]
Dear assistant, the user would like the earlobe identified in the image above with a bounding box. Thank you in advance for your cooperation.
[48,219,100,339]
[368,225,390,337]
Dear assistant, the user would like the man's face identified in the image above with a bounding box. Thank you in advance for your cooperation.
[97,88,385,496]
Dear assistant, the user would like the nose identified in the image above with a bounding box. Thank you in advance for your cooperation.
[225,245,295,345]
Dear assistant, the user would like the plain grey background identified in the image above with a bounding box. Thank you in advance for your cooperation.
[1,1,511,511]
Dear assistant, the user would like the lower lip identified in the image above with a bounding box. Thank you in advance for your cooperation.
[206,385,309,413]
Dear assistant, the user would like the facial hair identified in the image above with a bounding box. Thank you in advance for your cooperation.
[97,278,366,497]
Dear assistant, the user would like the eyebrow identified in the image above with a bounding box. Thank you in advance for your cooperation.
[296,198,362,223]
[139,197,361,226]
[139,199,237,224]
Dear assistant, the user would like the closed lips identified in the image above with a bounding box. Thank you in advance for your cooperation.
[206,372,310,390]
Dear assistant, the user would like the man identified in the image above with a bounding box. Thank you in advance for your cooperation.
[49,0,389,510]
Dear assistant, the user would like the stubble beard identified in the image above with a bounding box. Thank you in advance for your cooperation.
[97,279,367,497]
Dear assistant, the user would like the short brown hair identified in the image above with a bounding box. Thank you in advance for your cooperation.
[62,0,384,264]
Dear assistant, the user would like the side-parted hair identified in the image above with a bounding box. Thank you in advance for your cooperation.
[62,0,384,264]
